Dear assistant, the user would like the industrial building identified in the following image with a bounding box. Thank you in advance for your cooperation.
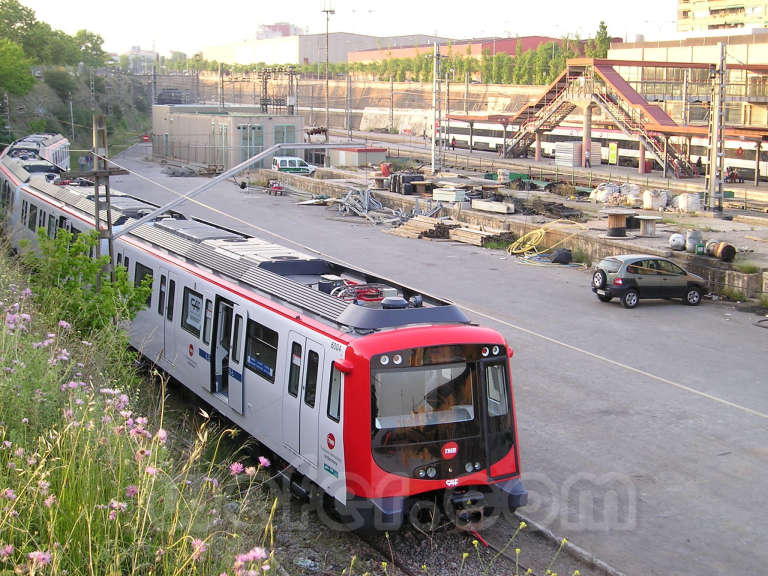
[151,105,303,172]
[203,33,448,66]
[347,36,578,65]
[678,0,768,32]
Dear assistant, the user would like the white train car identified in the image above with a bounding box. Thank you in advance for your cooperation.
[447,121,767,176]
[0,136,527,530]
[6,133,70,171]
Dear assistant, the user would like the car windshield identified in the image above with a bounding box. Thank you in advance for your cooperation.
[599,258,621,273]
[372,362,475,430]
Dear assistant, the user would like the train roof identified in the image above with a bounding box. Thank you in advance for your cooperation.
[16,169,469,333]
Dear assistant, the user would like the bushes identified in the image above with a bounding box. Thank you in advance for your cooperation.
[43,69,76,101]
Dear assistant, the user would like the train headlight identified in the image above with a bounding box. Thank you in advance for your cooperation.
[481,346,490,357]
[418,469,426,479]
[474,462,481,470]
[380,355,390,366]
[426,466,437,479]
[392,354,403,365]
[492,345,500,356]
[464,462,474,473]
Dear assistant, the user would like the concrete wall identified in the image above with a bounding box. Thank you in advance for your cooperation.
[255,168,767,297]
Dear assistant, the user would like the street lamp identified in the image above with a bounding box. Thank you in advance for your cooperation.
[322,1,335,132]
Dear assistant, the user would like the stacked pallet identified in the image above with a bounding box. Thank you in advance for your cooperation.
[449,228,516,247]
[387,216,459,239]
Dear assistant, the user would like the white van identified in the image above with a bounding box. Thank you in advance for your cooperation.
[271,156,316,176]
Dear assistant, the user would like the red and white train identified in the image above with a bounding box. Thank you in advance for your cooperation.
[0,135,526,530]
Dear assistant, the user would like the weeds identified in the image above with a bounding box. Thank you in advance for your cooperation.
[733,261,761,274]
[759,294,768,309]
[0,241,276,575]
[720,287,746,302]
[570,248,591,267]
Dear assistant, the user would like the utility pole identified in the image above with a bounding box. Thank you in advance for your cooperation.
[464,70,469,115]
[322,3,335,130]
[431,42,441,175]
[68,93,75,142]
[2,93,10,143]
[707,42,726,213]
[218,63,224,111]
[346,72,352,140]
[389,75,394,133]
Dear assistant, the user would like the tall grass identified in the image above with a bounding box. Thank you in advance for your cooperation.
[0,241,277,575]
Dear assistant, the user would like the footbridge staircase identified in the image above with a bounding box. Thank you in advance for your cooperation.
[507,59,696,178]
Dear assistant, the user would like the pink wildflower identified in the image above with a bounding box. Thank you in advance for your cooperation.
[0,543,13,560]
[135,448,151,461]
[21,418,28,424]
[58,320,71,330]
[191,538,207,561]
[2,489,15,501]
[145,466,158,477]
[258,456,271,468]
[125,485,139,498]
[155,428,167,445]
[230,462,244,476]
[38,480,50,494]
[245,466,257,477]
[28,550,51,566]
[44,495,56,508]
[108,510,117,521]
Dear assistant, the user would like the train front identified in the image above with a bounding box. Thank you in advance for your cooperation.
[342,325,527,530]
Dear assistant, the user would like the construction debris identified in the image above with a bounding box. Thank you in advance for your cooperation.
[449,228,516,247]
[471,199,514,214]
[387,215,459,239]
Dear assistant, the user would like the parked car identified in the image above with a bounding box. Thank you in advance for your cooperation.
[271,156,316,176]
[591,254,706,308]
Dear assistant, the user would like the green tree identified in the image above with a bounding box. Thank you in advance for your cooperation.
[23,229,151,332]
[0,38,34,95]
[595,21,611,57]
[0,0,35,47]
[74,29,105,66]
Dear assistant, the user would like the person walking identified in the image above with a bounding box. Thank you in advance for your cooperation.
[584,148,591,168]
[451,137,456,151]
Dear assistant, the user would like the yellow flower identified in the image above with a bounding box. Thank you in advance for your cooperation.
[462,552,469,560]
[519,521,527,529]
[472,539,479,549]
[382,561,388,569]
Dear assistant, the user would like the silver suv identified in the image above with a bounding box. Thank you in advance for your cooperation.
[591,254,706,309]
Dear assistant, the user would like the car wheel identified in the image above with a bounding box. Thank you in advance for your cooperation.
[597,294,612,302]
[684,286,702,306]
[621,289,639,309]
[592,269,607,289]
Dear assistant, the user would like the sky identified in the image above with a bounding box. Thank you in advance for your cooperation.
[21,0,680,56]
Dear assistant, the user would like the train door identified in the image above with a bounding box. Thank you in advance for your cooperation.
[479,358,517,481]
[158,268,178,367]
[227,304,245,414]
[282,332,324,466]
[210,296,234,398]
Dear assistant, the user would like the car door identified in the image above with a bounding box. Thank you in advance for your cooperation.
[656,259,688,298]
[631,259,661,298]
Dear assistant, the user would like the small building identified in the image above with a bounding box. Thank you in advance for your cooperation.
[329,147,387,168]
[152,105,304,172]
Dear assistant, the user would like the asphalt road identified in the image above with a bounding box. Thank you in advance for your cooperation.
[111,144,767,576]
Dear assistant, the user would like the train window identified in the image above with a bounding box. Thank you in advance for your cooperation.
[232,314,243,363]
[71,227,80,241]
[134,262,153,305]
[202,299,213,344]
[47,214,55,238]
[303,350,319,408]
[27,204,37,232]
[116,253,122,267]
[287,342,302,397]
[327,365,342,422]
[21,200,28,224]
[38,210,46,228]
[244,320,278,382]
[485,363,509,417]
[124,257,130,276]
[181,287,203,337]
[157,276,166,315]
[166,280,176,321]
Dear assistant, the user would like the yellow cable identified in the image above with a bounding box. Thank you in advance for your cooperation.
[506,219,588,259]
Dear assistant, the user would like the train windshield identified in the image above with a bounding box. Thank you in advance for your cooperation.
[373,362,475,430]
